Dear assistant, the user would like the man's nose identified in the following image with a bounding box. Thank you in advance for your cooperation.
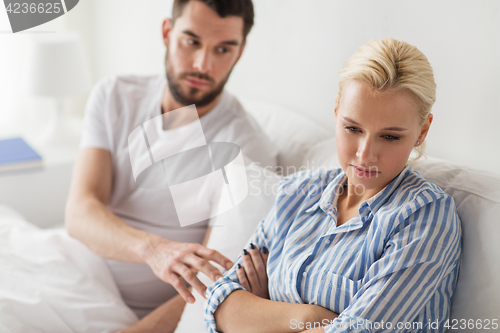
[193,48,212,74]
[356,137,378,163]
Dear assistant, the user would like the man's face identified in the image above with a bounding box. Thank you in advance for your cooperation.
[163,1,245,107]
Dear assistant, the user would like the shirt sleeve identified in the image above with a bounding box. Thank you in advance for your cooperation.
[204,202,277,333]
[323,193,462,333]
[80,77,114,151]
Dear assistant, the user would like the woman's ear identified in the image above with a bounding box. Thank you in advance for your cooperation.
[417,113,433,143]
[162,18,173,47]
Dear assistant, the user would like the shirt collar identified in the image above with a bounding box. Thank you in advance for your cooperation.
[305,171,346,214]
[366,164,413,214]
[305,164,413,216]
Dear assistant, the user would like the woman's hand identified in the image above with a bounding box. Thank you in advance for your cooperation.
[236,243,270,299]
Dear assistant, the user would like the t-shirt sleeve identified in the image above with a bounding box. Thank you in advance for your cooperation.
[80,78,113,151]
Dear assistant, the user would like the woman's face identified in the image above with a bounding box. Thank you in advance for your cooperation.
[334,80,432,196]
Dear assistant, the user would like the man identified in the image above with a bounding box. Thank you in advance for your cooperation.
[65,0,277,331]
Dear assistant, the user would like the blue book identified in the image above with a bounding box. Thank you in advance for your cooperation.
[0,137,43,173]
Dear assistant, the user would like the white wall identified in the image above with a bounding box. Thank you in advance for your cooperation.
[2,0,499,174]
[0,3,87,139]
[230,0,500,173]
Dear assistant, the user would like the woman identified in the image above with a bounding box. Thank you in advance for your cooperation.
[204,37,462,333]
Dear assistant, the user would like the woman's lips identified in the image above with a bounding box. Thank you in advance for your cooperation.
[351,165,380,178]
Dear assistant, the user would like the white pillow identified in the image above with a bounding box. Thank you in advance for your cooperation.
[302,137,339,169]
[242,100,331,174]
[174,163,281,333]
[0,206,138,333]
[410,156,500,327]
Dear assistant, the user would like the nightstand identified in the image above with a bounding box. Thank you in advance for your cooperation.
[0,118,82,228]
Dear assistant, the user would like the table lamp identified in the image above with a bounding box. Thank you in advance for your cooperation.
[23,32,92,144]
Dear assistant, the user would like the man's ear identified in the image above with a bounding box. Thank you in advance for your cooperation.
[417,113,433,143]
[162,18,173,47]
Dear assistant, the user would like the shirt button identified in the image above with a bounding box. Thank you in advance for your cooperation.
[303,272,307,277]
[325,239,331,244]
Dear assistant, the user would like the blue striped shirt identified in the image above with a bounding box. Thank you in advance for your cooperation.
[204,165,461,332]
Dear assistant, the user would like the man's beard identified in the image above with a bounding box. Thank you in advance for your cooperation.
[165,50,232,108]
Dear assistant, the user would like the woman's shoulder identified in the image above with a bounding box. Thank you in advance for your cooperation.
[381,167,459,222]
[378,168,462,252]
[400,168,449,202]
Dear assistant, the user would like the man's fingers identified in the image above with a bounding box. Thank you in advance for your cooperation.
[193,244,233,270]
[183,252,223,282]
[172,262,208,300]
[149,241,233,304]
[236,264,251,291]
[168,273,196,304]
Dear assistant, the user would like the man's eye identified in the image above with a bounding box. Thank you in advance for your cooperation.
[344,126,359,132]
[383,135,400,141]
[187,39,199,45]
[217,47,229,54]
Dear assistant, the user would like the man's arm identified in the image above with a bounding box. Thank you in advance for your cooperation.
[116,294,186,333]
[65,147,153,262]
[65,148,233,302]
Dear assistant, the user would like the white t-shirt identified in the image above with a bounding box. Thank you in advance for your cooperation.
[80,75,278,318]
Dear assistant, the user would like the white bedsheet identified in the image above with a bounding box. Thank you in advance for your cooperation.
[0,205,138,333]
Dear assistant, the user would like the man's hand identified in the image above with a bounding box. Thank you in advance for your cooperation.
[144,237,233,303]
[236,243,270,299]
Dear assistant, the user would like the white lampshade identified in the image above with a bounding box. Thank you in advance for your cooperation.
[23,32,92,97]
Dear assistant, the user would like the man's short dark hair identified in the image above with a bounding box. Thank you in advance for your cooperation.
[172,0,254,41]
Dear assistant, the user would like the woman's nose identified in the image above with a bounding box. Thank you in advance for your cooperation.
[356,138,378,163]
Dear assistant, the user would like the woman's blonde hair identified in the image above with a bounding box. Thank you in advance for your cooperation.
[336,37,436,160]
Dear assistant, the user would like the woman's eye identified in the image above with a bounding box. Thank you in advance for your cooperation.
[344,126,359,132]
[383,135,400,141]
